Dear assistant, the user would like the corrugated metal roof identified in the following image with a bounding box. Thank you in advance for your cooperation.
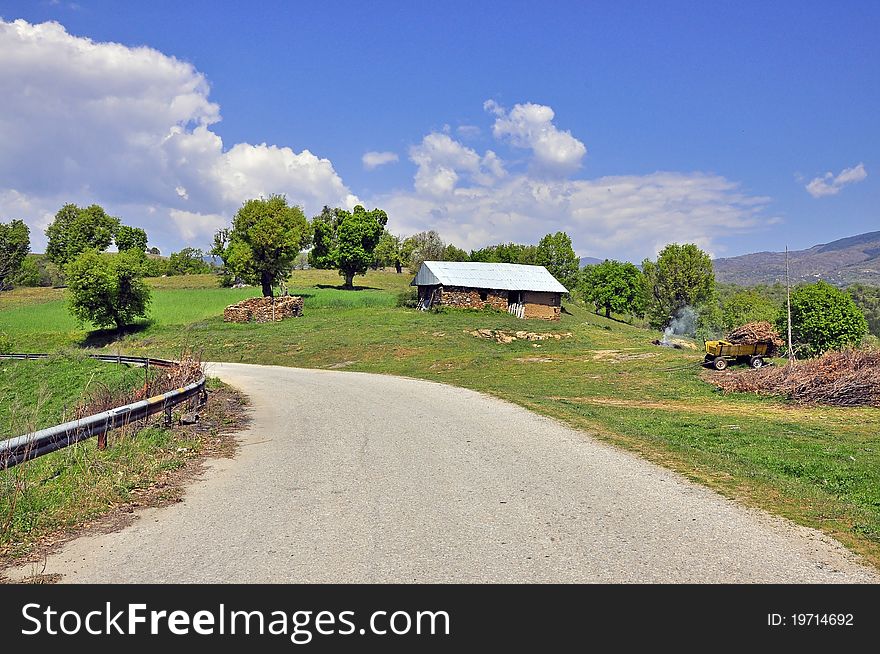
[411,261,568,293]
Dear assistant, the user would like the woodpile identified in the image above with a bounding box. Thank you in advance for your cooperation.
[727,321,784,356]
[223,296,303,323]
[710,348,880,407]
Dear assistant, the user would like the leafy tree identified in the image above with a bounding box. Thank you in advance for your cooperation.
[721,289,780,331]
[469,242,538,264]
[642,243,716,330]
[0,219,30,290]
[167,248,212,275]
[310,205,388,287]
[11,255,42,287]
[848,284,880,337]
[148,246,161,255]
[115,225,148,252]
[45,203,120,266]
[213,195,311,297]
[778,281,868,356]
[66,249,151,331]
[405,230,446,273]
[442,244,469,262]
[535,231,578,291]
[578,260,644,319]
[374,232,413,273]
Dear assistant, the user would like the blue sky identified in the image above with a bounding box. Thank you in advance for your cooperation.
[1,1,877,261]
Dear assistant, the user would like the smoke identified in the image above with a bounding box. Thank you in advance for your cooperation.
[661,306,697,344]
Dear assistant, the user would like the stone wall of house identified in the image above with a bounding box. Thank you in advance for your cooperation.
[223,296,304,323]
[438,286,508,311]
[522,291,561,321]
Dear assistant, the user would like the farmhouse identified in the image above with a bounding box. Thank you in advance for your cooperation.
[411,261,568,320]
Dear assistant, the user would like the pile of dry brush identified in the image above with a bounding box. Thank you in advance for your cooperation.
[74,353,204,420]
[726,321,784,356]
[710,348,880,407]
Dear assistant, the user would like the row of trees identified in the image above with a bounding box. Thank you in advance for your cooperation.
[576,243,869,357]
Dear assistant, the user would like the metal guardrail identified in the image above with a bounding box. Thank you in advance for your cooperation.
[0,353,206,469]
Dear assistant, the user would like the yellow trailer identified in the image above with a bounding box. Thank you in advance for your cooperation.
[704,340,772,370]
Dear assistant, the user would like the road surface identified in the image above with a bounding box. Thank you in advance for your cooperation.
[7,362,878,583]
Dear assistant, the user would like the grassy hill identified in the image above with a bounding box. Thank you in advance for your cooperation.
[714,230,880,286]
[2,268,879,567]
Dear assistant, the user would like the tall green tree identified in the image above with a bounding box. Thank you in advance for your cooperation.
[213,195,311,297]
[374,232,413,273]
[535,232,578,291]
[310,205,388,287]
[66,249,151,331]
[115,225,148,252]
[721,289,780,331]
[405,230,446,273]
[578,260,645,319]
[642,243,716,330]
[469,242,538,264]
[167,248,212,276]
[778,281,868,356]
[442,243,470,262]
[848,284,880,337]
[0,219,30,290]
[45,203,120,266]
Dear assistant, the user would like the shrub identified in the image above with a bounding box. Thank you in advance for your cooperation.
[777,281,868,357]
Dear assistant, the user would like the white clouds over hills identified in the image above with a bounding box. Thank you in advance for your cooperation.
[0,19,357,251]
[0,18,773,260]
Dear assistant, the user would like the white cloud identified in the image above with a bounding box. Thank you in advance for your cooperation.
[456,125,481,139]
[805,163,867,198]
[374,169,770,262]
[485,100,586,174]
[0,19,357,252]
[362,151,399,170]
[409,132,506,196]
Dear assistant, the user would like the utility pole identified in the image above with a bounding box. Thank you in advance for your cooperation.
[786,245,794,365]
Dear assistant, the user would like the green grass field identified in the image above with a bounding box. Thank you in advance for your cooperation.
[0,352,153,438]
[2,268,879,567]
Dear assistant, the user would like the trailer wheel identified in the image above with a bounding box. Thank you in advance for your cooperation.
[713,357,728,371]
[750,356,764,369]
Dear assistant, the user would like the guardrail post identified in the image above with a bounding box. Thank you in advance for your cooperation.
[97,430,107,450]
[164,406,173,428]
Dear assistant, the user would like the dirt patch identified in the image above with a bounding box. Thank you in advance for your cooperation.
[515,357,555,363]
[549,395,823,420]
[591,349,659,362]
[0,383,250,582]
[327,360,356,369]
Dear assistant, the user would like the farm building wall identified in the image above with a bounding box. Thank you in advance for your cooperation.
[522,291,561,320]
[438,285,508,311]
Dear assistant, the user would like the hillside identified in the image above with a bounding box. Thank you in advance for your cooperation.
[713,231,880,286]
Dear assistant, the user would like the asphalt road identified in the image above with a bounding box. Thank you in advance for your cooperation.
[8,362,878,583]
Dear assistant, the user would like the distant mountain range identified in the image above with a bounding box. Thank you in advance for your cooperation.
[713,231,880,287]
[578,257,604,267]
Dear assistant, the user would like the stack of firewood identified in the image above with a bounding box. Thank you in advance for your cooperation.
[710,348,880,407]
[223,296,303,323]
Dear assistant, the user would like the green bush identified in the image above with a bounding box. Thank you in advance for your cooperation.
[777,281,868,356]
[395,287,419,308]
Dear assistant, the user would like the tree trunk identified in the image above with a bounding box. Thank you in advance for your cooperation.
[344,271,355,288]
[261,271,273,297]
[605,306,611,319]
[395,261,402,274]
